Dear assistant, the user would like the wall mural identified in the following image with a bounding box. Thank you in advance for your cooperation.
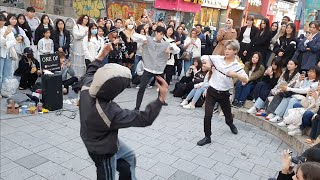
[107,2,147,21]
[73,0,105,19]
[30,0,46,11]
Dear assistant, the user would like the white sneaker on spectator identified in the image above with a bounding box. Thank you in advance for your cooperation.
[247,107,257,114]
[180,100,188,106]
[288,129,302,136]
[148,85,152,89]
[136,85,140,89]
[277,121,287,127]
[266,113,275,120]
[183,103,195,109]
[270,115,281,123]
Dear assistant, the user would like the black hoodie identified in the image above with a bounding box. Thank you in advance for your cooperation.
[79,61,163,155]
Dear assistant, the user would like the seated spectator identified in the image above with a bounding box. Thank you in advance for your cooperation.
[247,58,283,114]
[171,58,202,96]
[180,57,212,109]
[14,47,40,90]
[270,66,320,123]
[265,60,300,120]
[233,52,265,107]
[247,59,298,115]
[37,28,54,55]
[58,52,78,95]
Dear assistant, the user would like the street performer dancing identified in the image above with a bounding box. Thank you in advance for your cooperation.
[197,40,249,146]
[79,44,168,180]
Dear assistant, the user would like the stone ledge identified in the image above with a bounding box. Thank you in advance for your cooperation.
[232,107,310,154]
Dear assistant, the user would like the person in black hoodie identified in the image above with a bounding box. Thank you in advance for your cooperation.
[34,14,54,45]
[79,44,168,180]
[250,18,272,66]
[14,47,41,90]
[52,19,71,59]
[238,15,258,63]
[274,23,297,66]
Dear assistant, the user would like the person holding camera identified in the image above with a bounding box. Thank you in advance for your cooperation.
[14,47,40,90]
[212,19,237,56]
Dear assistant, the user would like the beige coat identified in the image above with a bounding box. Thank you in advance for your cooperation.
[212,28,237,55]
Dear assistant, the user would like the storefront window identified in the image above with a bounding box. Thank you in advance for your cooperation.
[194,7,219,27]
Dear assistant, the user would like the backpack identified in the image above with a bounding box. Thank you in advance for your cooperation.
[173,82,187,97]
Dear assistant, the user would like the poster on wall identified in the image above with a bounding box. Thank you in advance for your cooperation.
[107,2,147,21]
[30,0,47,11]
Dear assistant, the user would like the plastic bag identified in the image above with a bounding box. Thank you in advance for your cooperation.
[1,78,19,97]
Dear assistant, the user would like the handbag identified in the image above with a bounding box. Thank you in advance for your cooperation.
[9,47,19,61]
[181,45,194,61]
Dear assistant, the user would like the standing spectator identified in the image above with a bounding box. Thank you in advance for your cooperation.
[149,22,157,37]
[197,40,249,146]
[107,26,128,64]
[250,18,272,65]
[233,52,265,107]
[140,13,152,26]
[163,25,180,85]
[104,18,113,35]
[14,47,40,90]
[0,14,16,97]
[238,15,258,63]
[174,25,186,79]
[167,20,176,29]
[180,22,189,36]
[203,27,214,55]
[266,22,279,65]
[25,7,39,42]
[83,23,104,67]
[119,19,137,69]
[213,19,237,55]
[293,21,320,72]
[5,13,30,71]
[195,24,205,55]
[72,15,89,77]
[131,24,145,75]
[17,14,32,43]
[37,28,54,55]
[282,16,291,24]
[183,29,201,75]
[274,23,297,66]
[52,19,71,59]
[114,18,123,31]
[34,14,53,45]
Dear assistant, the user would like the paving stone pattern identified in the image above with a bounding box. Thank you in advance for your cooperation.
[0,88,296,180]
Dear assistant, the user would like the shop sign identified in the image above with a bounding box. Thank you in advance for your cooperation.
[155,0,201,12]
[248,0,262,7]
[305,0,320,10]
[201,0,229,9]
[183,0,202,4]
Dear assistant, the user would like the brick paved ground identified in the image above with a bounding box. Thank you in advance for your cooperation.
[0,87,297,180]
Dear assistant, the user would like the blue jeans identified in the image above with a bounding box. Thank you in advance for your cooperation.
[0,57,13,91]
[88,139,137,180]
[254,97,265,110]
[274,97,300,118]
[300,110,314,130]
[235,81,254,102]
[102,55,109,64]
[186,86,206,104]
[183,58,194,76]
[131,55,142,76]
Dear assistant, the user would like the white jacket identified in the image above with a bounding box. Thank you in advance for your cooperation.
[0,26,16,59]
[83,36,104,62]
[164,36,180,66]
[184,37,201,58]
[72,24,88,56]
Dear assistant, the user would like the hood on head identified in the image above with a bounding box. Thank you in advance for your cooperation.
[89,63,132,101]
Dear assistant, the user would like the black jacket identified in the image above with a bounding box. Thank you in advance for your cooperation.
[79,60,163,155]
[276,171,294,180]
[34,24,54,45]
[238,25,259,45]
[251,30,272,53]
[14,56,40,76]
[52,30,71,55]
[274,36,297,65]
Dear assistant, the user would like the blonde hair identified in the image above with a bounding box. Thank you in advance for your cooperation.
[125,19,134,28]
[224,39,240,51]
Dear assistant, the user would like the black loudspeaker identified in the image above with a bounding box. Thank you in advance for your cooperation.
[42,74,63,111]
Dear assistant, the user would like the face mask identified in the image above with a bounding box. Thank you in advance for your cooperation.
[127,25,134,29]
[91,29,98,35]
[26,54,33,59]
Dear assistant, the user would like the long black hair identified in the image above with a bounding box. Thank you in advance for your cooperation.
[248,52,263,72]
[54,19,66,33]
[136,24,145,35]
[284,23,297,40]
[260,18,270,32]
[166,25,175,39]
[308,66,320,82]
[87,23,98,42]
[5,14,19,34]
[270,22,278,38]
[17,14,32,41]
[283,60,299,82]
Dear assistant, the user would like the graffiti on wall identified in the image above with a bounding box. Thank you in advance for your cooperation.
[73,0,105,19]
[30,0,46,11]
[107,2,147,21]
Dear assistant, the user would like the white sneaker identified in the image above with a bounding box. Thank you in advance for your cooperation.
[288,129,302,136]
[266,113,275,120]
[277,121,287,127]
[180,100,188,106]
[147,85,152,89]
[247,107,257,114]
[183,103,195,109]
[136,85,140,89]
[270,115,282,123]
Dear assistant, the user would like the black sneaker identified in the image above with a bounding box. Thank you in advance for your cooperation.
[163,102,168,106]
[237,101,244,108]
[197,137,211,146]
[232,100,239,107]
[229,124,238,134]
